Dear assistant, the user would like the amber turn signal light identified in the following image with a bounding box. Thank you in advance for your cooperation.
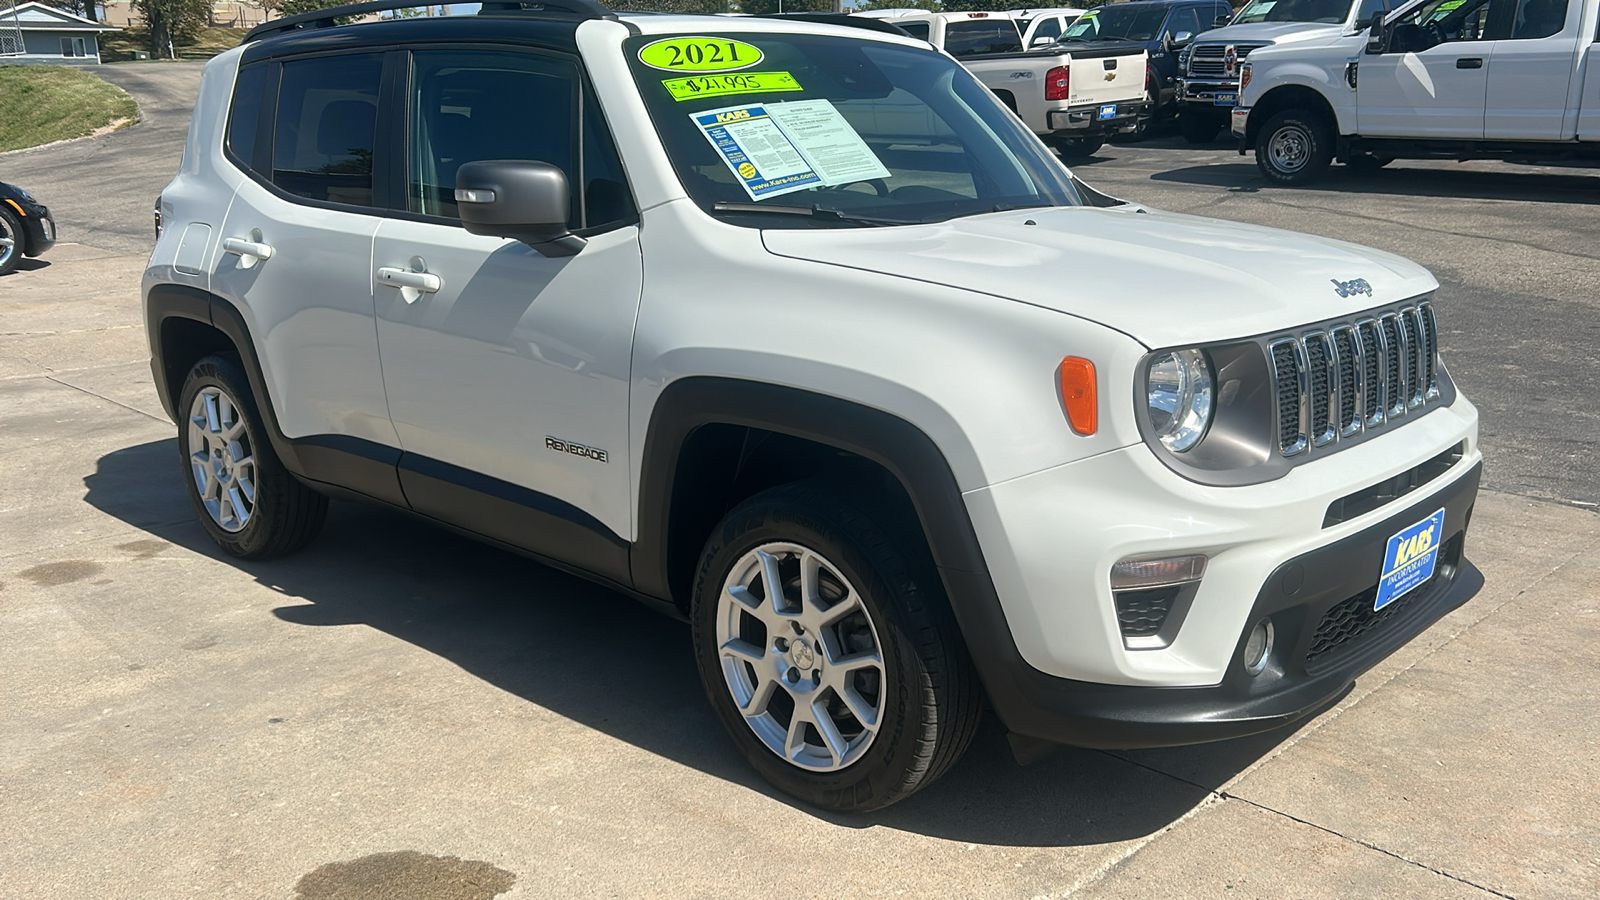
[1058,357,1097,435]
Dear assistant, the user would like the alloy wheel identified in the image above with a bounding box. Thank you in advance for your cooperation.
[187,385,258,533]
[715,542,887,772]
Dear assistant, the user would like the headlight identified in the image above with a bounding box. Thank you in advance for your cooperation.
[1145,349,1213,452]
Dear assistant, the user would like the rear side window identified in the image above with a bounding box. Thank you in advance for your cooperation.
[898,21,931,41]
[944,20,1023,57]
[227,63,271,172]
[1505,0,1568,38]
[272,54,384,207]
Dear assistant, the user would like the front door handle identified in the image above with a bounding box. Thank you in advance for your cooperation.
[222,233,273,269]
[376,265,442,303]
[1455,57,1483,69]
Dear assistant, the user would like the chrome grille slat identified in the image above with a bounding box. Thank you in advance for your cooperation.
[1269,339,1307,456]
[1269,301,1445,459]
[1304,331,1335,447]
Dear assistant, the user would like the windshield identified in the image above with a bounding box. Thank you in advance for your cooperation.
[1232,0,1360,25]
[626,32,1080,229]
[1059,6,1170,41]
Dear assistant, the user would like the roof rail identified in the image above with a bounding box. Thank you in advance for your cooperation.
[756,12,914,37]
[244,0,615,44]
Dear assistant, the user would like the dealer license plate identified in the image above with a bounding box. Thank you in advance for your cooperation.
[1099,104,1117,120]
[1214,92,1238,107]
[1374,508,1446,611]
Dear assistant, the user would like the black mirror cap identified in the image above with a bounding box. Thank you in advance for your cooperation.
[1366,11,1388,53]
[455,159,586,257]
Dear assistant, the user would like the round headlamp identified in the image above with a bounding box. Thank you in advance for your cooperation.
[1145,349,1214,453]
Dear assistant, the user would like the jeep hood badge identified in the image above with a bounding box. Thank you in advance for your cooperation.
[1332,278,1373,298]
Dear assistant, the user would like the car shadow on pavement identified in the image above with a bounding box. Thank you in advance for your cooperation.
[86,438,1308,848]
[1150,161,1600,204]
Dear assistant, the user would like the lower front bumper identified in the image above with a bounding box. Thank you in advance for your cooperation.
[982,461,1482,749]
[1047,101,1143,135]
[23,208,56,257]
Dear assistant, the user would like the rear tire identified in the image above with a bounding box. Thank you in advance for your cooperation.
[691,482,983,812]
[1180,110,1223,144]
[177,354,327,559]
[1050,136,1105,159]
[1254,109,1334,186]
[1345,153,1394,173]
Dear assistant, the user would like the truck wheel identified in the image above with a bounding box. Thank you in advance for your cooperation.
[691,482,983,813]
[1180,111,1222,144]
[1345,154,1394,173]
[177,354,327,558]
[1255,110,1334,185]
[1050,136,1104,159]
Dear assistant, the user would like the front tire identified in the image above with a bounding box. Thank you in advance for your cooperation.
[691,482,982,812]
[1180,110,1223,144]
[177,354,327,558]
[1255,109,1334,185]
[0,205,23,276]
[1049,136,1105,159]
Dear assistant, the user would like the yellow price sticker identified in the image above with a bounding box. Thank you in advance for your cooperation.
[639,37,764,72]
[661,71,803,102]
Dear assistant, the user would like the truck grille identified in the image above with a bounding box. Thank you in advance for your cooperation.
[1186,42,1268,79]
[1268,302,1441,458]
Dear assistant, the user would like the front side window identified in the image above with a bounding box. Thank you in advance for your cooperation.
[271,54,383,207]
[1166,8,1203,38]
[407,50,576,221]
[943,19,1023,57]
[1032,17,1063,41]
[1390,0,1494,45]
[625,32,1079,229]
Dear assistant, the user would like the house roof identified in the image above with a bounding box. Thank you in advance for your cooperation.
[0,2,121,32]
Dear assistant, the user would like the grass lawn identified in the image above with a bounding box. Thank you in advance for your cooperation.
[0,66,140,153]
[101,26,247,63]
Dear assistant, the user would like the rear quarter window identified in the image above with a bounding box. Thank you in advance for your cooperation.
[226,63,272,172]
[944,20,1024,56]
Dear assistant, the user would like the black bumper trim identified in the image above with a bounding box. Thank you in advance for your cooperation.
[983,459,1482,750]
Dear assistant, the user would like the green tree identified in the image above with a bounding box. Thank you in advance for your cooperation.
[611,0,732,12]
[131,0,208,58]
[851,0,939,9]
[737,0,835,13]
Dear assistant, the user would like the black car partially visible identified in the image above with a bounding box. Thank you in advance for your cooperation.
[0,180,57,276]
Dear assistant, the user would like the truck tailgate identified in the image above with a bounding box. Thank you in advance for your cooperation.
[1059,45,1147,107]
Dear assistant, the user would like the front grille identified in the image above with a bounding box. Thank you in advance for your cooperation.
[1270,301,1442,459]
[1186,42,1266,78]
[1306,534,1462,664]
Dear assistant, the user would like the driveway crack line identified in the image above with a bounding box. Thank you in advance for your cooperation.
[43,374,168,423]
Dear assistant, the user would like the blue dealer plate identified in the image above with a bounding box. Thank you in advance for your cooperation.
[1099,104,1117,120]
[1214,92,1238,106]
[1375,508,1446,611]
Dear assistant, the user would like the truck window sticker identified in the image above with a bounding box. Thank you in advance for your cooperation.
[690,100,891,202]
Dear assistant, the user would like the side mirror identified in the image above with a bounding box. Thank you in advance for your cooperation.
[1213,14,1231,27]
[1365,11,1388,53]
[1172,30,1194,46]
[1032,35,1056,47]
[455,160,585,258]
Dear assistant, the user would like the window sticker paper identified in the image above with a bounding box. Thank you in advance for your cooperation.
[663,71,804,102]
[691,104,822,201]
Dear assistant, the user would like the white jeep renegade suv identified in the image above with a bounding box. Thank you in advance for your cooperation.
[144,0,1483,811]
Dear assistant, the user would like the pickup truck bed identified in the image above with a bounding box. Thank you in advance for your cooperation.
[965,41,1149,156]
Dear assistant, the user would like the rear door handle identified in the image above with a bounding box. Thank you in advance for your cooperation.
[222,235,273,269]
[1456,57,1483,69]
[376,265,442,302]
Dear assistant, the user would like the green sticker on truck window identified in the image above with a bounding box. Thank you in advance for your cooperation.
[662,71,803,102]
[638,37,763,72]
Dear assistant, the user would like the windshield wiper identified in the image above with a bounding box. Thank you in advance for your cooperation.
[711,201,920,227]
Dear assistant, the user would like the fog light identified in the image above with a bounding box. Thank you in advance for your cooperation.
[1242,619,1274,676]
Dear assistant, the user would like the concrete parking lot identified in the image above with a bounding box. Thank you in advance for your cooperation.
[2,64,1597,899]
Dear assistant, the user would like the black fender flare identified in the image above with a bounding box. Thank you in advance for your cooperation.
[632,377,1047,730]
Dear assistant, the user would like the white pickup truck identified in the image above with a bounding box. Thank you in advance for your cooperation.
[962,41,1150,157]
[1176,0,1392,143]
[1232,0,1600,183]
